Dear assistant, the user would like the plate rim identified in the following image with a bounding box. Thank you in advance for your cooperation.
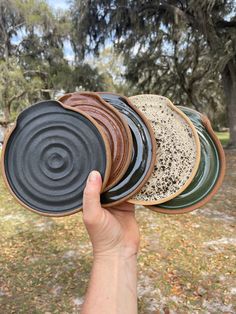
[58,91,133,191]
[127,94,201,205]
[97,92,157,207]
[1,100,112,217]
[145,113,226,214]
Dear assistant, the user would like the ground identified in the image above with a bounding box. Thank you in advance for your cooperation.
[0,148,235,314]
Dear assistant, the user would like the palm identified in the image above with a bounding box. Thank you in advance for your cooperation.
[88,203,140,257]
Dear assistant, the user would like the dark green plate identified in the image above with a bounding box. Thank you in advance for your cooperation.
[147,106,225,214]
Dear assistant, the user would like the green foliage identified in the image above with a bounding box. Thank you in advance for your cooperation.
[0,58,43,122]
[0,0,106,124]
[216,131,230,146]
[94,47,132,95]
[1,0,235,141]
[70,0,236,135]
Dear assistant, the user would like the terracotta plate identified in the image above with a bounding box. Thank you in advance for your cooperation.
[146,107,226,214]
[1,100,111,216]
[58,92,133,190]
[97,92,156,207]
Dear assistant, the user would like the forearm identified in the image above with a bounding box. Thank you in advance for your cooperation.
[81,253,138,314]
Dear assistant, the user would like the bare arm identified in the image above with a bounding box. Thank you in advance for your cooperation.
[81,171,140,314]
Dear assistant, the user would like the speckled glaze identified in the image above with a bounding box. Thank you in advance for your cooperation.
[146,106,226,214]
[58,92,133,191]
[97,92,156,207]
[1,100,112,217]
[128,95,201,205]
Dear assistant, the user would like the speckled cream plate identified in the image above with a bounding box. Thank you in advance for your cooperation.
[128,94,201,205]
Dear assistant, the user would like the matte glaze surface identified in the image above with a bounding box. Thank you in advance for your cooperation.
[98,93,156,206]
[128,94,200,205]
[148,106,224,213]
[3,100,110,215]
[59,92,132,190]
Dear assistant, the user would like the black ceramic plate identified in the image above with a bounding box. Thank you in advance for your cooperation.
[2,100,111,216]
[97,93,156,206]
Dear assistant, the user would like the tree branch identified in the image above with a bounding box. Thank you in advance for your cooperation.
[216,20,236,28]
[24,70,48,78]
[8,90,27,107]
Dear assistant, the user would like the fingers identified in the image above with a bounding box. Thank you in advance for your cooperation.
[109,202,135,212]
[109,203,136,226]
[83,170,103,224]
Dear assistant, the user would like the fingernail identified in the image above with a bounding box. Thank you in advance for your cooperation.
[88,170,100,183]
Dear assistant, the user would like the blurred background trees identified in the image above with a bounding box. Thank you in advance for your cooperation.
[70,0,236,147]
[0,0,235,147]
[0,0,105,126]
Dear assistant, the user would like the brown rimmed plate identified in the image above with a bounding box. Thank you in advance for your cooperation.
[1,100,111,217]
[146,107,226,214]
[58,92,133,191]
[128,94,201,205]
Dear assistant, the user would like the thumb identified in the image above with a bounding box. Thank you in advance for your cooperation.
[82,170,103,223]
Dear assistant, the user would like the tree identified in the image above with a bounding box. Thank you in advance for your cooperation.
[0,0,106,125]
[0,0,64,122]
[93,47,132,95]
[124,27,225,129]
[70,0,236,147]
[0,58,43,125]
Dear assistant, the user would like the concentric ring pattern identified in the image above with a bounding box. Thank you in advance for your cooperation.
[3,100,108,215]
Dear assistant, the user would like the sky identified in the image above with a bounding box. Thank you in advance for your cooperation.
[46,0,70,11]
[12,0,74,62]
[45,1,74,61]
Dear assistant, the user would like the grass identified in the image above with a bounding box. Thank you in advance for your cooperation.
[0,150,235,313]
[216,132,230,146]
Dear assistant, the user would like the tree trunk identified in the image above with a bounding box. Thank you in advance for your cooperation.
[222,60,236,148]
[3,105,10,124]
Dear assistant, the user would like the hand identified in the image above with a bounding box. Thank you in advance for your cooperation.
[82,171,140,259]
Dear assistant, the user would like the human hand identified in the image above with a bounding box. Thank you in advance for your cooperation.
[82,171,140,259]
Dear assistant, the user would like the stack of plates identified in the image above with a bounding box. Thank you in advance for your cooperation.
[1,93,225,216]
[127,95,225,214]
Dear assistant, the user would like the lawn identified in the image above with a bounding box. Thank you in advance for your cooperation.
[0,150,235,313]
[216,132,230,146]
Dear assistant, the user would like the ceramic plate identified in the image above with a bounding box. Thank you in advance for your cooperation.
[58,92,133,191]
[128,95,201,205]
[146,107,226,214]
[2,100,111,216]
[97,93,156,207]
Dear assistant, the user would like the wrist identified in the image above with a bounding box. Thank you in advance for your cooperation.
[93,247,138,262]
[85,245,138,314]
